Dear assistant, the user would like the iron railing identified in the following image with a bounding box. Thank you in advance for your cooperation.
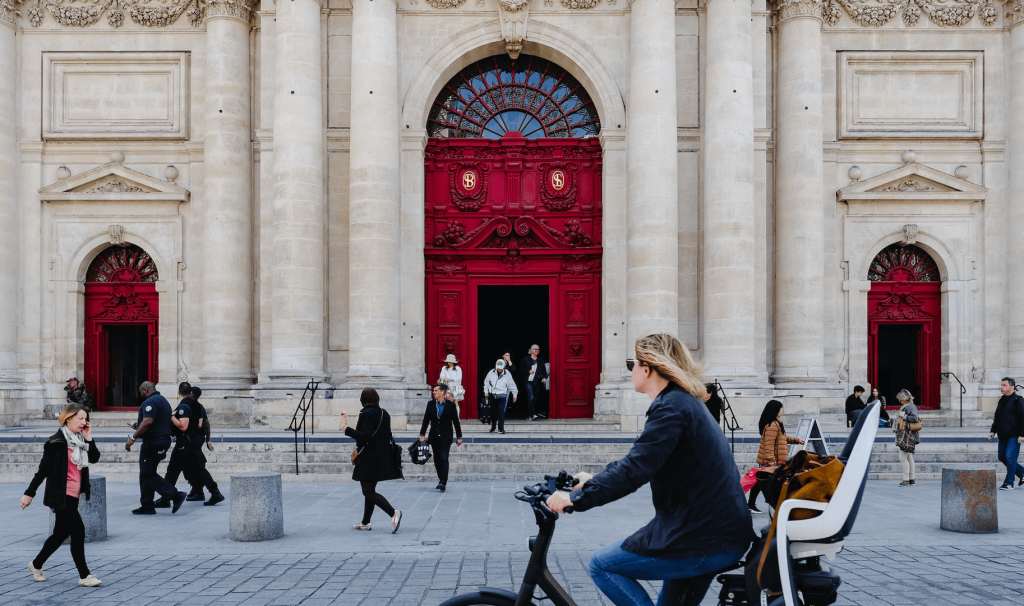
[286,380,320,475]
[713,379,743,454]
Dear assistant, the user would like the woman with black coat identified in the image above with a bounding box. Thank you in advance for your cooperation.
[21,404,102,587]
[340,387,403,533]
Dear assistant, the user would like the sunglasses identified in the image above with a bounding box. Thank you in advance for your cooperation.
[626,359,641,372]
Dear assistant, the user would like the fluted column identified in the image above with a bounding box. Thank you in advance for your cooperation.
[347,0,402,381]
[771,0,826,384]
[270,0,325,378]
[626,0,678,345]
[702,0,757,380]
[0,14,19,382]
[202,0,256,384]
[1008,4,1024,374]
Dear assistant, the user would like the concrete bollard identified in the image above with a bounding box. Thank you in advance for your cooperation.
[940,465,998,534]
[229,472,284,542]
[48,475,107,543]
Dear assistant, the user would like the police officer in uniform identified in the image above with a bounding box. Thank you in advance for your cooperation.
[155,383,225,508]
[127,381,185,515]
[185,387,223,505]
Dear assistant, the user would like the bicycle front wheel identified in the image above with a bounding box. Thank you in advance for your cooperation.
[437,591,520,606]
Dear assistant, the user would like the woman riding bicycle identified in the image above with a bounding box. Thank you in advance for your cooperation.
[547,333,756,606]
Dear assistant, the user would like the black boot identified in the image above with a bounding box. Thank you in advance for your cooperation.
[153,497,171,508]
[204,491,225,506]
[185,490,205,502]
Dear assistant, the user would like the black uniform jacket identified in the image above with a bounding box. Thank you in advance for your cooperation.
[25,430,101,509]
[419,399,463,445]
[569,383,756,560]
[992,394,1024,438]
[345,407,402,483]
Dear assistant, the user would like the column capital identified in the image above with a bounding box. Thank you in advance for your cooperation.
[0,0,20,29]
[1006,0,1024,28]
[273,0,325,7]
[204,0,257,25]
[774,0,823,24]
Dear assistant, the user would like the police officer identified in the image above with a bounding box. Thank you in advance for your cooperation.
[127,381,185,515]
[154,382,203,508]
[185,386,224,505]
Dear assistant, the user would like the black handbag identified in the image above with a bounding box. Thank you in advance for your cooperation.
[478,395,492,425]
[391,437,403,470]
[407,440,432,465]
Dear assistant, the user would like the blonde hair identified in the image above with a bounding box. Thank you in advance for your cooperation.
[59,404,89,427]
[634,333,706,396]
[896,389,914,404]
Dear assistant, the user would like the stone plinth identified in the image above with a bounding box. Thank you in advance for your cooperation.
[229,472,283,542]
[48,475,107,543]
[940,465,997,534]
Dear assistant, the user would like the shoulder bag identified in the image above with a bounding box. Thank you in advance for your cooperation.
[351,411,383,465]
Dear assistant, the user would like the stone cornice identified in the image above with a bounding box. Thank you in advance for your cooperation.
[775,0,823,23]
[204,0,257,24]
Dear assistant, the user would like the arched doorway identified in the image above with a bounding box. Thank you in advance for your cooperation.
[424,54,602,420]
[867,244,941,410]
[84,244,159,410]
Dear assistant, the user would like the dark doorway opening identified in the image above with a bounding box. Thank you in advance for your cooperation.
[877,324,921,407]
[106,325,149,409]
[477,285,549,420]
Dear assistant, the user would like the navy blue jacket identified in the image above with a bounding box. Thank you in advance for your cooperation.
[569,383,756,560]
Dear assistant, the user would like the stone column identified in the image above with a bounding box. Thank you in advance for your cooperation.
[702,0,757,380]
[1007,7,1024,374]
[202,0,256,384]
[626,0,678,346]
[0,13,18,382]
[347,0,402,382]
[270,0,325,379]
[771,0,826,384]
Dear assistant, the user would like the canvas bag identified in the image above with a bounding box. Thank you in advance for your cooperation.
[755,451,845,591]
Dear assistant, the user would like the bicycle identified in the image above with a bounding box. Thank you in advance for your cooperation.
[438,471,725,606]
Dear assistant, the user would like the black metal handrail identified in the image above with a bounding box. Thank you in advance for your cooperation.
[940,372,966,428]
[286,380,319,475]
[713,379,743,454]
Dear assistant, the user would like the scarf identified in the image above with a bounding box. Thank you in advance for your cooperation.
[61,426,90,470]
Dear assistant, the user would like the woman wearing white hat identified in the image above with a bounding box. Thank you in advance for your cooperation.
[438,354,464,409]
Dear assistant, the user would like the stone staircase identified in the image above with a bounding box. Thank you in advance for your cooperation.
[0,428,1004,484]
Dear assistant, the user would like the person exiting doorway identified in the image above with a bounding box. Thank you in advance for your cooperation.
[521,345,549,420]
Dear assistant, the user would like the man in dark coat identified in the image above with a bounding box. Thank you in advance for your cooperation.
[990,377,1024,489]
[845,385,866,427]
[520,345,549,420]
[419,384,463,492]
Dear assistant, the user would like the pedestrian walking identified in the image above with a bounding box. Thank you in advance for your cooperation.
[341,388,403,533]
[186,387,224,505]
[419,383,463,492]
[867,387,891,426]
[154,383,224,508]
[22,404,102,587]
[438,354,465,407]
[989,377,1024,490]
[845,385,866,427]
[747,400,805,514]
[483,359,518,434]
[894,389,920,487]
[520,344,548,420]
[701,383,723,424]
[127,381,185,515]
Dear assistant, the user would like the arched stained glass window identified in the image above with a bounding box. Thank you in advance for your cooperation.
[87,244,159,283]
[868,244,939,282]
[427,54,601,139]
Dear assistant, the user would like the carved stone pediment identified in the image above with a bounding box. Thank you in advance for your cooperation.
[838,163,986,203]
[39,162,190,202]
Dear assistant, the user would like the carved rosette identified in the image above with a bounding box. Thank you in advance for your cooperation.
[560,0,598,7]
[425,0,466,7]
[498,0,530,59]
[202,0,255,24]
[822,0,999,27]
[775,0,824,23]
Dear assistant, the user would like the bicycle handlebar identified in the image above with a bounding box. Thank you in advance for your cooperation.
[516,471,577,516]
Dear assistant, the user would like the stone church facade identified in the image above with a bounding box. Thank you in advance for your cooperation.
[0,0,1018,429]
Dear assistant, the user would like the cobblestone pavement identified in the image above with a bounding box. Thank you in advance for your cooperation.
[1,479,1023,605]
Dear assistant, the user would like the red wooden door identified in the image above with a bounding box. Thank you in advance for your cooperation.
[867,282,941,410]
[424,134,602,419]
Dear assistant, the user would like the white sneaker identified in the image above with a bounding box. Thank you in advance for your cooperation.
[28,561,45,582]
[391,510,402,534]
[352,523,372,531]
[78,575,102,587]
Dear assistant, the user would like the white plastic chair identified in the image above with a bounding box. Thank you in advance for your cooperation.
[773,401,880,606]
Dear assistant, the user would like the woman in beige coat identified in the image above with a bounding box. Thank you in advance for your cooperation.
[747,399,804,513]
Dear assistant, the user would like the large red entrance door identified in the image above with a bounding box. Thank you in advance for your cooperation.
[83,245,160,410]
[866,244,941,410]
[424,134,602,419]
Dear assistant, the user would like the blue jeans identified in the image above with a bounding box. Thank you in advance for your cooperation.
[997,437,1024,487]
[489,393,509,431]
[589,540,746,606]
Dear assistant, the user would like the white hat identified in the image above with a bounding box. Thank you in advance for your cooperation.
[445,354,458,364]
[495,359,505,369]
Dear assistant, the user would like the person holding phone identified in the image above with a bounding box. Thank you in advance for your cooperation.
[22,404,102,587]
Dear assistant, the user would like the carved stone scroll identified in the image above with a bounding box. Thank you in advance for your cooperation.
[108,224,126,246]
[498,0,530,59]
[902,224,919,246]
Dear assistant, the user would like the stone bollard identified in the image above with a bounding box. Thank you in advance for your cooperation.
[48,475,107,543]
[940,465,998,534]
[229,472,284,542]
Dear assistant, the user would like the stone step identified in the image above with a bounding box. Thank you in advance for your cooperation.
[406,419,624,432]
